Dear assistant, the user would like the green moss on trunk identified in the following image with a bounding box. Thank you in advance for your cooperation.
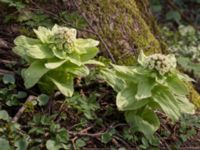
[76,0,162,64]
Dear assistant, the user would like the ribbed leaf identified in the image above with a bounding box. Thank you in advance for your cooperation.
[45,59,67,69]
[153,87,181,122]
[80,47,99,62]
[116,85,149,111]
[66,65,89,77]
[33,26,52,43]
[27,44,53,59]
[13,35,40,60]
[75,38,99,53]
[50,74,74,97]
[166,74,188,95]
[125,107,160,140]
[100,69,125,92]
[135,78,155,100]
[176,95,195,114]
[22,61,49,88]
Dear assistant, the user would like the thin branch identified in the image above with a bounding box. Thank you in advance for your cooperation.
[12,95,36,122]
[68,129,106,137]
[0,59,17,64]
[0,69,14,75]
[113,135,132,149]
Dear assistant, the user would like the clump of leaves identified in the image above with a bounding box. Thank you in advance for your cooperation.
[162,25,200,79]
[150,0,200,25]
[17,10,54,28]
[28,114,70,150]
[0,74,27,106]
[0,0,25,10]
[13,25,103,97]
[100,51,195,142]
[0,110,29,150]
[66,93,99,120]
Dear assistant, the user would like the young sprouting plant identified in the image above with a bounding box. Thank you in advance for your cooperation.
[13,25,103,97]
[100,51,195,141]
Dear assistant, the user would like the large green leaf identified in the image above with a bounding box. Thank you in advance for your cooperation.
[153,87,181,122]
[49,62,89,77]
[75,38,99,53]
[80,47,99,62]
[66,56,82,66]
[100,69,125,92]
[116,85,149,111]
[135,78,155,100]
[125,107,160,140]
[176,95,195,114]
[22,61,49,88]
[14,35,40,48]
[33,26,52,43]
[112,65,149,83]
[50,74,74,97]
[66,65,89,77]
[166,74,188,95]
[45,59,67,69]
[13,35,40,60]
[112,65,138,81]
[26,44,53,59]
[52,47,66,59]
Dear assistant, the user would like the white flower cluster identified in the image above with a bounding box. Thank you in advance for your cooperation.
[145,54,177,75]
[53,27,77,52]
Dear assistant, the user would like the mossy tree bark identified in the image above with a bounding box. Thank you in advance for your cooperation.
[69,0,200,107]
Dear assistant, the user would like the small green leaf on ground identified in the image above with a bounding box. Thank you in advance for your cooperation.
[75,139,86,148]
[0,110,10,121]
[3,74,15,84]
[37,94,49,106]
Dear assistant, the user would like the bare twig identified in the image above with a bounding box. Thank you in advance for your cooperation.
[156,133,171,150]
[12,95,36,122]
[113,135,132,149]
[0,69,14,75]
[0,59,16,64]
[79,125,95,134]
[68,129,106,137]
[72,136,78,150]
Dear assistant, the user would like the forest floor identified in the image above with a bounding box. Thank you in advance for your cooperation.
[1,1,200,149]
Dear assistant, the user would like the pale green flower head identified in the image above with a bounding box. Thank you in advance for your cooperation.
[52,24,77,42]
[138,51,177,75]
[52,25,76,49]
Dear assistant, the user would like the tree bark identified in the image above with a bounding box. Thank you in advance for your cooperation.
[68,0,200,106]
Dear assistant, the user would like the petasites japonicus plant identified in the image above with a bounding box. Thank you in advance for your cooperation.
[13,25,103,97]
[100,51,195,140]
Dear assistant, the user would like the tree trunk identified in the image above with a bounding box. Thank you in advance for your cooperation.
[68,0,200,106]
